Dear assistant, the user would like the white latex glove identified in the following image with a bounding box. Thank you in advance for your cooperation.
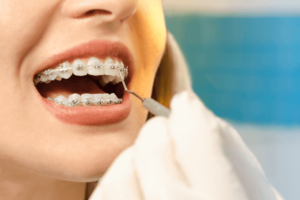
[89,91,284,200]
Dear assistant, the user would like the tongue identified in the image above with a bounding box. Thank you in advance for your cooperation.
[36,76,105,99]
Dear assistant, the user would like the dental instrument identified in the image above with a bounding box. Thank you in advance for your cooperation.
[118,69,170,118]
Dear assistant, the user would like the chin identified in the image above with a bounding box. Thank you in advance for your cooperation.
[34,141,130,183]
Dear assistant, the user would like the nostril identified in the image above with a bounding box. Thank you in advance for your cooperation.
[82,9,112,18]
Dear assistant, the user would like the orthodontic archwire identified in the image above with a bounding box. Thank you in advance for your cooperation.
[47,96,123,107]
[35,63,128,78]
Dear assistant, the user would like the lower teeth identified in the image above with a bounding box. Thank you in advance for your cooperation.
[47,93,122,107]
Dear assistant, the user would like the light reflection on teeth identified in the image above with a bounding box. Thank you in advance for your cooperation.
[57,62,72,79]
[81,94,94,106]
[87,57,104,75]
[73,59,88,76]
[34,57,128,86]
[53,95,67,105]
[55,76,62,81]
[49,93,122,107]
[68,93,81,106]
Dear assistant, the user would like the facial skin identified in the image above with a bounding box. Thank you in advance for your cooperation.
[0,0,166,199]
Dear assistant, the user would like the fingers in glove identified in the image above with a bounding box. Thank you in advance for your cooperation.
[134,117,204,200]
[168,91,249,200]
[220,121,279,200]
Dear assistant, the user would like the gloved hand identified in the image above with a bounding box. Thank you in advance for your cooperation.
[89,91,284,200]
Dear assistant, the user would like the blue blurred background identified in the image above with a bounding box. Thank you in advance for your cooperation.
[163,1,300,199]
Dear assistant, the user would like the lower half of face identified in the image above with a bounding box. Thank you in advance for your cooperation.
[0,0,166,182]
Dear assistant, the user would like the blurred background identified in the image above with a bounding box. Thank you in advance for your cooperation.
[163,0,300,199]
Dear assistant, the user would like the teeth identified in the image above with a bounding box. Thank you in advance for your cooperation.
[81,93,94,106]
[53,95,68,105]
[112,77,121,85]
[110,93,117,99]
[55,76,62,81]
[72,59,88,76]
[48,93,122,107]
[93,94,105,105]
[35,58,127,83]
[98,76,107,87]
[102,93,110,105]
[68,93,81,106]
[109,93,120,104]
[102,75,114,85]
[44,69,58,81]
[104,57,116,76]
[102,76,110,85]
[87,57,104,76]
[99,75,118,87]
[39,75,48,82]
[115,60,121,77]
[35,57,127,83]
[56,62,73,79]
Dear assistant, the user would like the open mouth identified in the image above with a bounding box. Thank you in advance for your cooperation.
[34,56,128,107]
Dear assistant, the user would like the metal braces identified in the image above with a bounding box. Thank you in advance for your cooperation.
[47,97,123,107]
[36,64,128,78]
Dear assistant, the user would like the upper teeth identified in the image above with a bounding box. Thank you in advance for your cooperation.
[34,57,128,86]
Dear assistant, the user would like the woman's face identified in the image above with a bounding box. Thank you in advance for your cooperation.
[0,0,166,181]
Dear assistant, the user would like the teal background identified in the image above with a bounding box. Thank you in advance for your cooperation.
[165,15,300,126]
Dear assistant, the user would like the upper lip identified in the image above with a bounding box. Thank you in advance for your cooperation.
[33,40,134,78]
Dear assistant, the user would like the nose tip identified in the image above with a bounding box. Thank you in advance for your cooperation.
[61,0,138,22]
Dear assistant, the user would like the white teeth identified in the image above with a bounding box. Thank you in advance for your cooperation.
[104,57,116,76]
[35,57,128,86]
[100,75,122,86]
[112,77,122,85]
[93,94,104,105]
[81,93,94,106]
[107,75,115,82]
[54,95,68,105]
[102,93,111,105]
[57,62,72,79]
[115,60,121,77]
[72,59,88,76]
[44,69,58,81]
[50,93,122,107]
[110,93,121,104]
[40,75,48,82]
[68,93,81,106]
[55,76,62,81]
[98,76,107,87]
[87,57,104,76]
[110,93,117,99]
[101,75,115,86]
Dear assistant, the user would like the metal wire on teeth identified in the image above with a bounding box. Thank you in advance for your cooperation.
[36,63,128,78]
[47,97,123,107]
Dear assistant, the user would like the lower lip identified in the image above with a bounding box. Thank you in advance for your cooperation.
[41,92,132,126]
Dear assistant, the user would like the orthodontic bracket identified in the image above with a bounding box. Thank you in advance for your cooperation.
[48,97,123,107]
[36,63,128,78]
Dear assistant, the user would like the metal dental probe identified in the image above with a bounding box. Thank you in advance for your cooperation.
[118,69,170,117]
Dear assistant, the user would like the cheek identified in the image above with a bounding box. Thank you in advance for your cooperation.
[130,0,167,73]
[0,1,59,58]
[129,0,167,97]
